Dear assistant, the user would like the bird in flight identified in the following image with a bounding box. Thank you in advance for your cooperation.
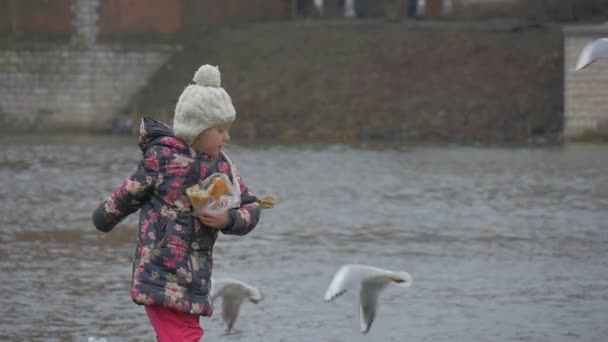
[210,278,264,334]
[323,264,412,334]
[575,38,608,71]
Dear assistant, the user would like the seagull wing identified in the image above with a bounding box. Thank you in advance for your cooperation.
[359,277,391,334]
[220,286,244,332]
[210,278,263,332]
[210,278,251,301]
[209,278,228,302]
[211,280,248,332]
[576,38,608,71]
[323,264,392,302]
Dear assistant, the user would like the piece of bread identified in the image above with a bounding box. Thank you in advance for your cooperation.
[258,195,279,209]
[186,184,213,209]
[207,177,229,200]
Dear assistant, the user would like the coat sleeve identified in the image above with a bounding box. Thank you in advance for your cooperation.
[92,148,159,232]
[221,173,261,236]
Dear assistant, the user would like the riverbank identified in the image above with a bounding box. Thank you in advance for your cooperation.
[130,19,565,144]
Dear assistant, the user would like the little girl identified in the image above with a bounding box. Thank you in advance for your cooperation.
[92,64,262,341]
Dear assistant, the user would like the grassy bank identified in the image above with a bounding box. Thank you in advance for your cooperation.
[131,20,564,143]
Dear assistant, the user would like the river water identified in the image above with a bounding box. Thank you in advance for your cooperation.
[0,136,607,342]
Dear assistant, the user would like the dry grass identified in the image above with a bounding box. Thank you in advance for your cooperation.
[132,20,564,143]
[568,123,608,143]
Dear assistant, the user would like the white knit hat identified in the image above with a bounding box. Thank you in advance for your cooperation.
[173,64,236,144]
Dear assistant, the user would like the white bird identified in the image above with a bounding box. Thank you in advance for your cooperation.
[575,38,608,71]
[323,264,412,334]
[210,278,264,334]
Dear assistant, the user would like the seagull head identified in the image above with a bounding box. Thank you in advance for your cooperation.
[248,287,264,303]
[387,271,412,288]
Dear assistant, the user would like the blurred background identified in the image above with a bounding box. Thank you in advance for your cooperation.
[0,0,607,142]
[1,1,607,341]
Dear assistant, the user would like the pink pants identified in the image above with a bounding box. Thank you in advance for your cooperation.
[145,305,204,342]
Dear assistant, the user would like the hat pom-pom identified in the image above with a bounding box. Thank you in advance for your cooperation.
[193,64,221,87]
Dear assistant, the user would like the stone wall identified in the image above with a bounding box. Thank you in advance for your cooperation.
[563,23,608,138]
[0,44,173,133]
[0,0,175,133]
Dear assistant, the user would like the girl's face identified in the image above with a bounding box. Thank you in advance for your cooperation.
[192,123,231,158]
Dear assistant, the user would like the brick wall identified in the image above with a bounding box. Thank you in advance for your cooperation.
[182,0,290,27]
[563,24,608,138]
[0,0,73,34]
[452,0,608,21]
[0,0,292,36]
[98,0,184,34]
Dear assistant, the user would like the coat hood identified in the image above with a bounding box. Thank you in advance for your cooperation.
[137,117,190,154]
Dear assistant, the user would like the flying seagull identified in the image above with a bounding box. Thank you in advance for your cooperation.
[575,38,608,71]
[210,278,264,334]
[323,264,412,334]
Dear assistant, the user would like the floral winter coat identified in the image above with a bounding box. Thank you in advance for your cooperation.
[92,117,261,316]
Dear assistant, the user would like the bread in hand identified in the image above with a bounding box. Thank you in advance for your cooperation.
[207,177,229,200]
[186,184,213,209]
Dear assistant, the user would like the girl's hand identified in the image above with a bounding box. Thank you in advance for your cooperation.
[198,210,230,229]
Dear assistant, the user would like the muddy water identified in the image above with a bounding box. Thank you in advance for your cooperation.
[1,136,607,342]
